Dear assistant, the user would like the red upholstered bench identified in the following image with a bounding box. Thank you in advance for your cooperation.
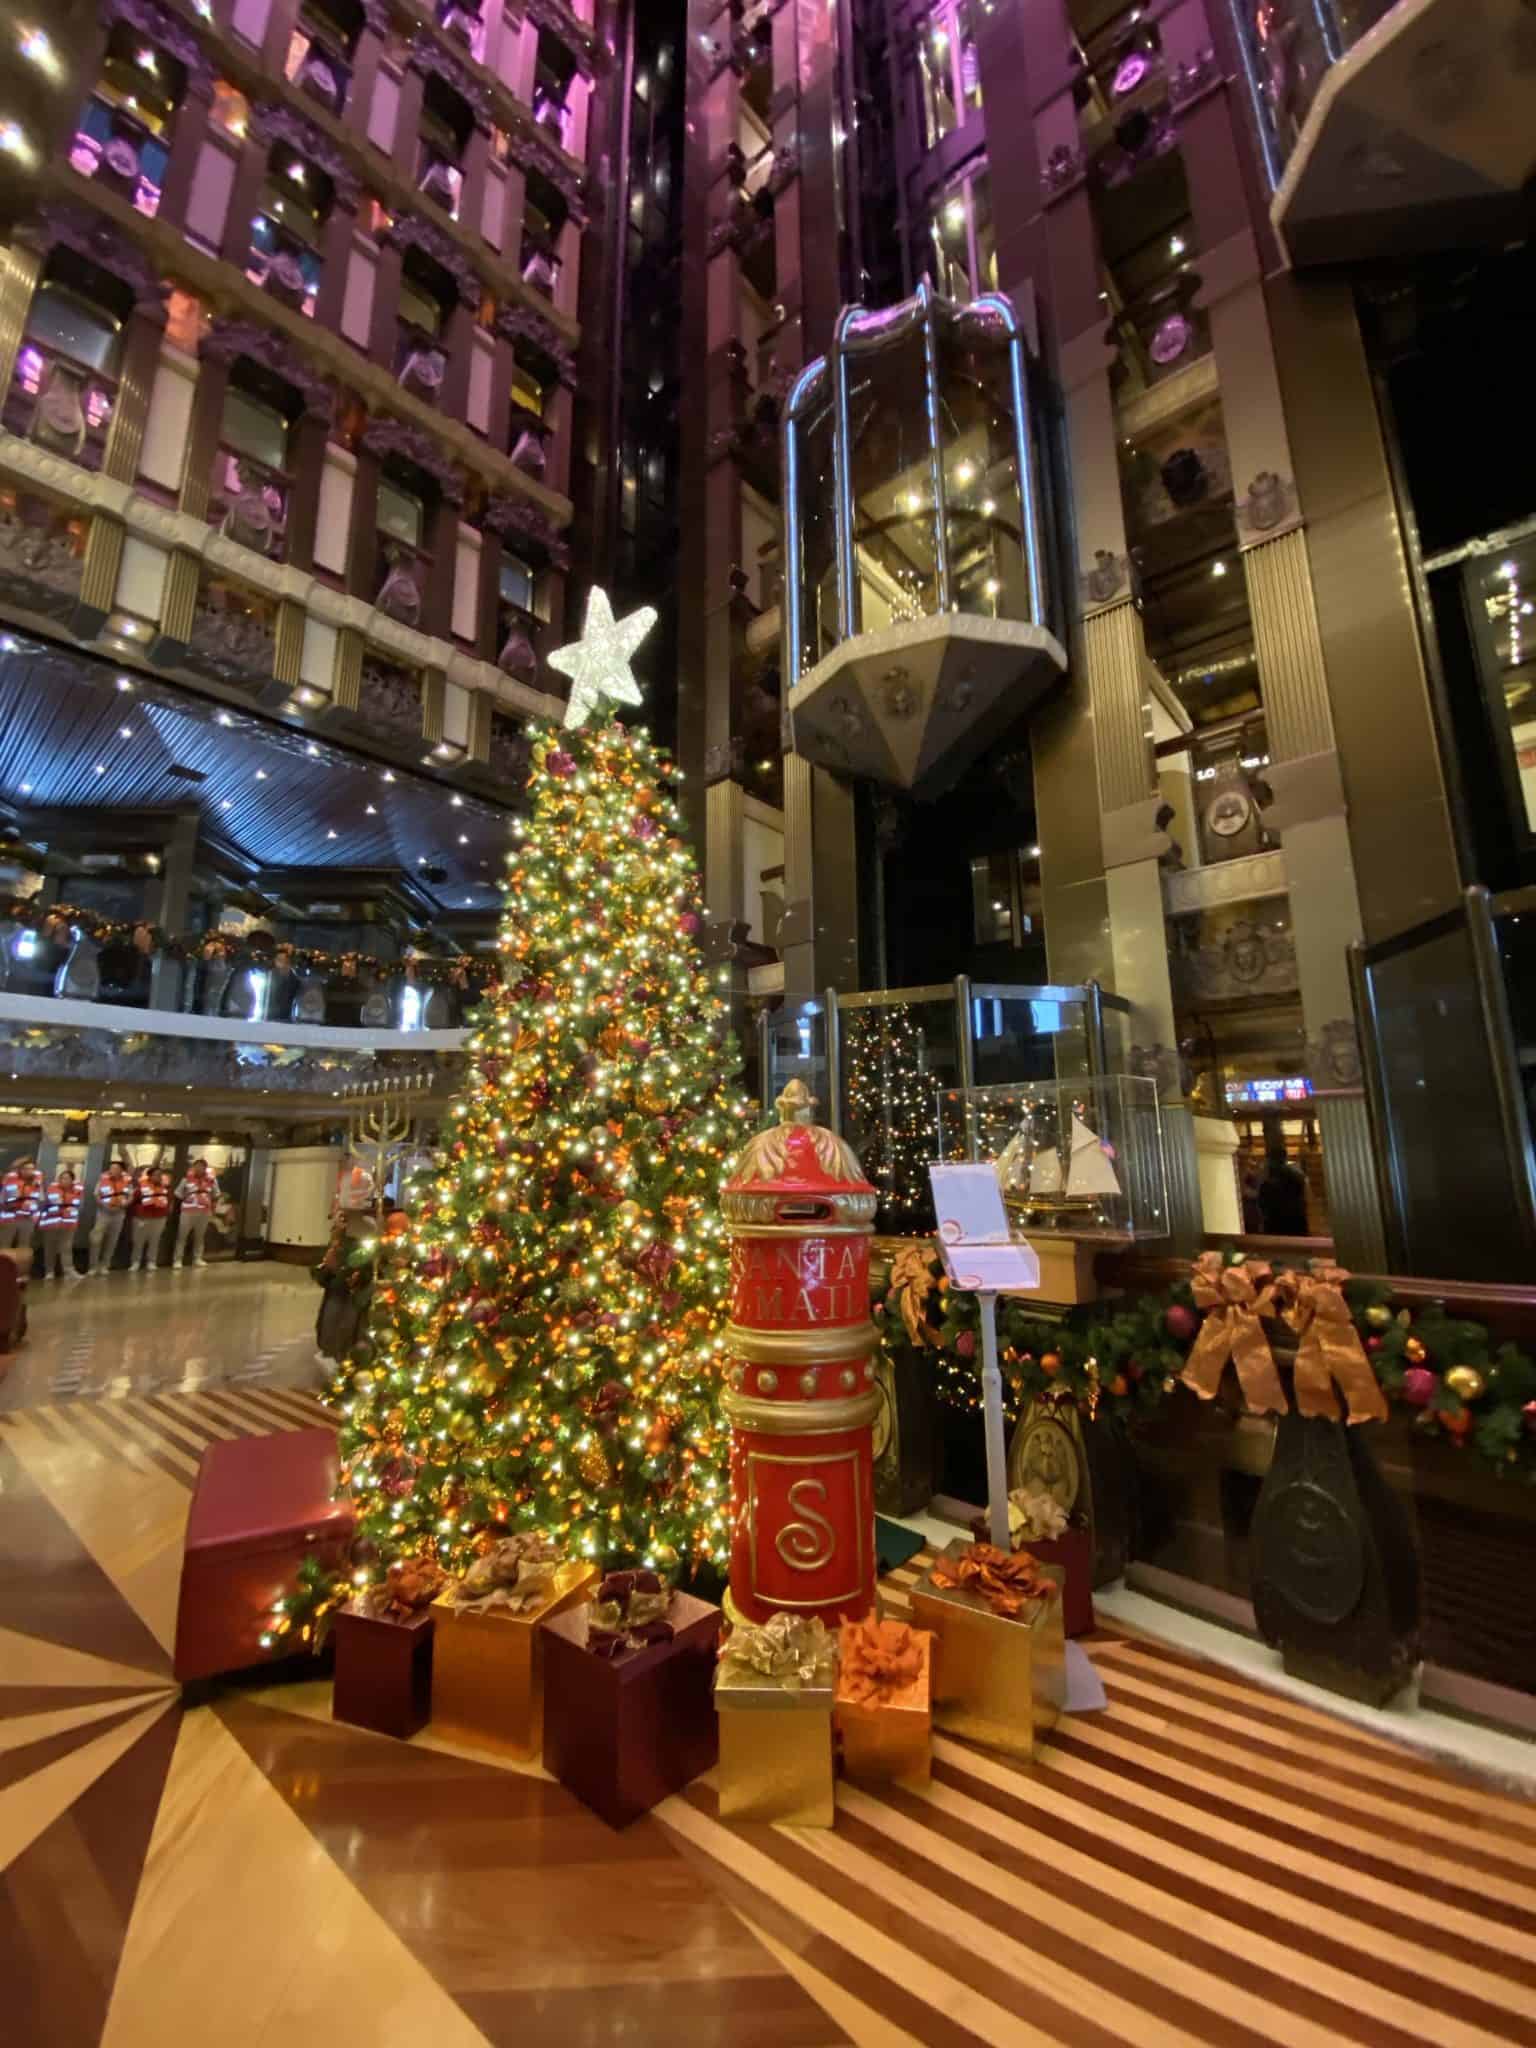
[174,1426,354,1684]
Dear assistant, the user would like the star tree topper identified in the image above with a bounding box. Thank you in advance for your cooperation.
[549,585,658,730]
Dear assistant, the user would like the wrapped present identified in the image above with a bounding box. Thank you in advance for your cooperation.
[542,1583,721,1828]
[429,1549,598,1759]
[835,1614,932,1790]
[910,1538,1065,1761]
[714,1613,838,1826]
[971,1492,1096,1639]
[332,1604,435,1741]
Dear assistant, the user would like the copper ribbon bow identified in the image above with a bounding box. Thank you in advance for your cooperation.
[839,1614,925,1704]
[887,1246,939,1348]
[718,1613,837,1692]
[1274,1264,1388,1425]
[929,1542,1056,1620]
[1180,1253,1287,1415]
[450,1532,562,1612]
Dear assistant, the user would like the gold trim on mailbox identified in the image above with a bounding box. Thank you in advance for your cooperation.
[723,1388,881,1435]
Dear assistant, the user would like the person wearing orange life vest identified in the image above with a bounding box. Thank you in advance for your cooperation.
[37,1167,83,1280]
[173,1158,220,1268]
[129,1168,172,1271]
[87,1158,135,1275]
[0,1157,41,1253]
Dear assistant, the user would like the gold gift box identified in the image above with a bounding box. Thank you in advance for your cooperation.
[429,1561,598,1759]
[908,1539,1065,1762]
[834,1627,933,1790]
[714,1664,836,1827]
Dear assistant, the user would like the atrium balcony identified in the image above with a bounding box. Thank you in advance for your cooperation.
[1233,0,1536,265]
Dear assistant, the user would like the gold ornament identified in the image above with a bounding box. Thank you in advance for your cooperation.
[352,1369,377,1393]
[1444,1364,1486,1403]
[578,1441,611,1488]
[651,1540,679,1573]
[448,1411,477,1443]
[1404,1336,1428,1366]
[1364,1304,1393,1330]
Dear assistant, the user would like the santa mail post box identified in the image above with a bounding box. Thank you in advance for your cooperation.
[721,1080,879,1626]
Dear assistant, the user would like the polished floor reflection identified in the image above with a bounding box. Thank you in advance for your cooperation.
[3,1268,1536,2047]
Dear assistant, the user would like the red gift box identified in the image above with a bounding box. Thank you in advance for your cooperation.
[174,1427,353,1683]
[541,1592,721,1827]
[331,1603,434,1740]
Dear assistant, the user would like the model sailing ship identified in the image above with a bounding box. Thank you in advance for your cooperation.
[993,1098,1122,1230]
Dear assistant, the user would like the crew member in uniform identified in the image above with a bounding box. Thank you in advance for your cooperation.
[38,1167,83,1280]
[130,1168,172,1271]
[0,1157,40,1254]
[88,1158,135,1275]
[173,1157,220,1268]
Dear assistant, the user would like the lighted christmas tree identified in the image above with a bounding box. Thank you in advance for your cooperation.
[842,1002,937,1231]
[324,594,752,1602]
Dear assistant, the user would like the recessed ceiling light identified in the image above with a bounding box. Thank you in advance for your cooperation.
[306,743,319,757]
[255,769,268,779]
[366,803,377,815]
[20,781,32,794]
[327,829,338,839]
[450,794,464,807]
[221,799,232,810]
[382,771,395,783]
[458,834,468,845]
[119,726,133,739]
[217,711,233,726]
[93,763,106,775]
[1170,234,1186,257]
[1211,560,1228,577]
[116,676,133,692]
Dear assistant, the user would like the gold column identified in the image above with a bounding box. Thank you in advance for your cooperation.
[1245,528,1334,761]
[1084,599,1157,813]
[421,668,446,744]
[75,514,125,632]
[273,598,304,686]
[466,690,492,764]
[101,308,165,485]
[155,549,199,651]
[332,627,363,712]
[0,242,41,404]
[705,777,747,933]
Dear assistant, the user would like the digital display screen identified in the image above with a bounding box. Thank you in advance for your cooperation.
[1225,1077,1313,1105]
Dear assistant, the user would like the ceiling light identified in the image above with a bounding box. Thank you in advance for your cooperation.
[93,763,106,775]
[305,742,319,757]
[451,794,464,807]
[327,829,338,839]
[116,675,133,692]
[458,834,469,845]
[1169,235,1186,257]
[1500,561,1518,581]
[19,28,59,77]
[221,799,232,810]
[982,497,996,517]
[1026,844,1040,858]
[20,781,32,794]
[944,199,965,231]
[382,771,395,783]
[366,803,377,815]
[984,577,1000,597]
[217,711,233,726]
[255,769,268,779]
[1211,560,1228,577]
[900,490,921,514]
[119,726,134,739]
[0,123,35,166]
[955,459,975,486]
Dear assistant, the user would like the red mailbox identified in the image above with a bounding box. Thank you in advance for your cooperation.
[721,1080,879,1625]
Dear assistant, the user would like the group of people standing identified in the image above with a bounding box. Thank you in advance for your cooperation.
[0,1157,224,1280]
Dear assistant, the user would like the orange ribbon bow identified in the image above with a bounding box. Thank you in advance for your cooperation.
[1180,1253,1287,1415]
[928,1542,1057,1620]
[1274,1264,1388,1425]
[839,1615,925,1704]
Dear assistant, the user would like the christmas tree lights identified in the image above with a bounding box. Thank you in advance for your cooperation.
[321,707,753,1606]
[841,1002,938,1231]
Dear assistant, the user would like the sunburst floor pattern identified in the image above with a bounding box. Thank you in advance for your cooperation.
[3,1267,1536,2047]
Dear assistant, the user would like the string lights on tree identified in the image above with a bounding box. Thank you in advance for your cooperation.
[269,594,753,1647]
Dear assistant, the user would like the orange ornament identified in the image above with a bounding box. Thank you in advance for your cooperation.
[1041,1352,1062,1376]
[1438,1408,1473,1439]
[1109,1374,1128,1397]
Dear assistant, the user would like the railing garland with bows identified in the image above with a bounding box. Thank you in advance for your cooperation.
[874,1244,1536,1486]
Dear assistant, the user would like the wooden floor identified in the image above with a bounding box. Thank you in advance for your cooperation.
[3,1267,1536,2047]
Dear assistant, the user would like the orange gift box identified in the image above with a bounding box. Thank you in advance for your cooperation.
[834,1614,932,1789]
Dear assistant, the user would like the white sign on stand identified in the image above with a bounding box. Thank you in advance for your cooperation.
[928,1164,1041,1550]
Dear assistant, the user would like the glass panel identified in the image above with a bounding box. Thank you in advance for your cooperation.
[936,1074,1168,1239]
[956,0,984,116]
[919,16,960,144]
[937,308,1026,621]
[790,380,838,674]
[377,476,423,546]
[965,992,1094,1086]
[839,994,960,1233]
[845,320,940,625]
[970,170,996,293]
[222,387,288,469]
[761,1000,830,1122]
[24,286,120,374]
[929,184,973,301]
[1473,541,1536,834]
[398,275,442,335]
[971,852,1014,945]
[499,551,534,609]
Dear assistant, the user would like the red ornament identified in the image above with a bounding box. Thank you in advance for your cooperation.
[546,749,575,777]
[1438,1408,1473,1440]
[955,1328,976,1360]
[1366,1335,1384,1354]
[1164,1303,1199,1344]
[678,911,701,936]
[1401,1366,1437,1407]
[1523,1400,1536,1438]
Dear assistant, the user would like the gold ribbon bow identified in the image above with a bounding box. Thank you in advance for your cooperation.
[887,1246,939,1347]
[1274,1264,1388,1425]
[718,1612,837,1692]
[1180,1253,1287,1415]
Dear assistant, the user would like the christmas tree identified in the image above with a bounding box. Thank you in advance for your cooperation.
[324,596,752,1609]
[842,1002,936,1231]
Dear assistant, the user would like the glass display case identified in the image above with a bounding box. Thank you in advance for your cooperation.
[759,979,1134,1234]
[936,1074,1169,1241]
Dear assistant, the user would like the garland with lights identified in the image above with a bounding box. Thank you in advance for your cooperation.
[265,709,753,1653]
[877,1246,1536,1482]
[0,898,494,989]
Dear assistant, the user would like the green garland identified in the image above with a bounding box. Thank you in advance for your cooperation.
[874,1248,1536,1483]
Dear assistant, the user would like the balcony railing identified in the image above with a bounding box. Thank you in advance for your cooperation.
[1237,0,1399,181]
[417,145,463,219]
[247,215,322,319]
[68,96,170,220]
[288,30,352,114]
[520,229,561,296]
[209,444,291,560]
[4,341,117,473]
[439,0,488,62]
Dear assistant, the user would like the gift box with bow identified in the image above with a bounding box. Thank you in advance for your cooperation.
[430,1536,598,1759]
[969,1489,1096,1638]
[715,1613,839,1826]
[910,1538,1065,1760]
[834,1614,933,1789]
